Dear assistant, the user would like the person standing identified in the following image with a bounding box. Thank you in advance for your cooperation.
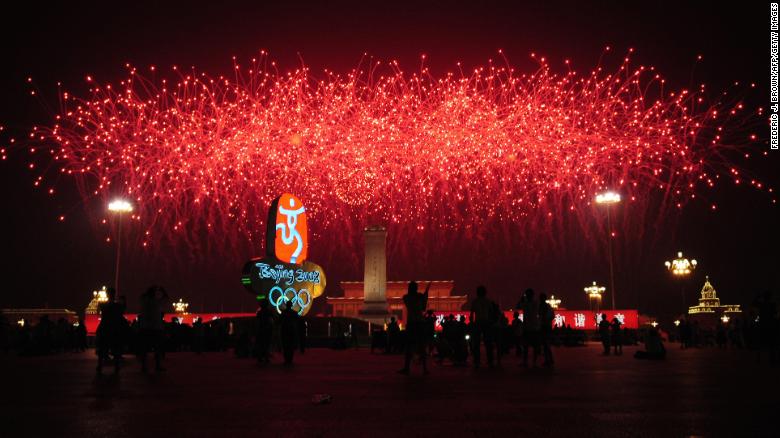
[611,317,623,355]
[469,286,496,368]
[538,293,555,367]
[139,286,168,373]
[519,289,540,367]
[96,287,126,374]
[386,317,400,354]
[598,313,611,355]
[399,281,431,375]
[255,299,274,364]
[511,311,524,358]
[279,303,299,366]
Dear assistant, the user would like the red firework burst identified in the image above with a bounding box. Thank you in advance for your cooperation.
[12,50,767,263]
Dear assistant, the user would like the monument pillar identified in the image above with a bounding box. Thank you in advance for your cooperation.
[359,226,390,323]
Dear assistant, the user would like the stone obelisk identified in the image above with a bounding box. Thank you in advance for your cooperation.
[359,225,390,323]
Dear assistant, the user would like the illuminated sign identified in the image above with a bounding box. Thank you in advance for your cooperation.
[242,259,325,315]
[243,193,325,316]
[433,310,639,331]
[266,193,308,264]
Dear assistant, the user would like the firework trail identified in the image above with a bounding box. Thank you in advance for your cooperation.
[10,50,766,265]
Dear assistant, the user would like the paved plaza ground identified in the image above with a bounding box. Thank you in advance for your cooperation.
[1,344,778,437]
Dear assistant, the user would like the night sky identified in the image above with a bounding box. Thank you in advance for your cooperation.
[0,1,776,320]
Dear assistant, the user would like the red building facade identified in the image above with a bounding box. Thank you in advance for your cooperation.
[327,280,468,323]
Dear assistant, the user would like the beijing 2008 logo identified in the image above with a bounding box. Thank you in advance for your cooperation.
[241,194,325,316]
[271,193,308,264]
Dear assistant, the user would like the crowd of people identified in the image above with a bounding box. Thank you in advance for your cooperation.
[249,298,309,366]
[394,283,624,373]
[0,314,87,355]
[670,291,779,364]
[90,286,237,374]
[2,283,777,371]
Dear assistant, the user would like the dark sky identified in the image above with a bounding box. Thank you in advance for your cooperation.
[0,1,776,320]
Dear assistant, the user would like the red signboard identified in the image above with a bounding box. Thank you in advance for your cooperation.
[434,310,639,330]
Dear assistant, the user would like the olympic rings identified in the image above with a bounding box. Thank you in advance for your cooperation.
[268,286,312,315]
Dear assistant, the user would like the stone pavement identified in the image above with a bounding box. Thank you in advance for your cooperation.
[1,344,777,437]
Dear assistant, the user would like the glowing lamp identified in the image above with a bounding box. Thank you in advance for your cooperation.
[595,191,621,205]
[545,294,561,309]
[673,319,681,326]
[108,199,133,213]
[650,321,659,328]
[173,298,189,314]
[721,315,730,324]
[93,286,109,303]
[584,281,605,298]
[665,251,697,276]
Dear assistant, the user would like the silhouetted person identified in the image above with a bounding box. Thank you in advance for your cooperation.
[451,315,468,365]
[538,293,554,367]
[519,288,540,367]
[351,323,359,349]
[511,311,523,357]
[680,319,692,349]
[634,327,666,360]
[387,317,400,354]
[598,313,611,355]
[192,317,205,354]
[279,303,299,365]
[74,316,87,352]
[255,300,274,364]
[96,287,126,374]
[53,317,69,352]
[611,317,623,355]
[495,308,510,364]
[139,286,168,373]
[33,315,54,354]
[333,322,346,349]
[469,285,496,368]
[424,310,436,355]
[399,281,430,375]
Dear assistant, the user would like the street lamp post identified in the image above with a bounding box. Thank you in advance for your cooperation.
[545,294,562,310]
[173,298,190,314]
[584,281,605,314]
[664,251,697,311]
[108,199,133,296]
[595,191,621,310]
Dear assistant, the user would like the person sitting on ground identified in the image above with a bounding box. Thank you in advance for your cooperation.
[634,326,666,360]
